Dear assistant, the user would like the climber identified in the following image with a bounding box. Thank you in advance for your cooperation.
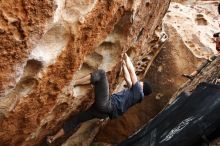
[46,53,152,144]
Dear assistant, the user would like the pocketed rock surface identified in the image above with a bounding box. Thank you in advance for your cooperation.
[1,0,219,145]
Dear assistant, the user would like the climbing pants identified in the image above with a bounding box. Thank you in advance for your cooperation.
[63,69,112,134]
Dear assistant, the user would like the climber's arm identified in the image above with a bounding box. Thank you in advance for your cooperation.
[124,53,138,85]
[122,60,132,88]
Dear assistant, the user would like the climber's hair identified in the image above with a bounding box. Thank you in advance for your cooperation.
[218,3,220,14]
[143,80,152,96]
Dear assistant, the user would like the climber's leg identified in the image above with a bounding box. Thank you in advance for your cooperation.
[47,106,108,143]
[62,106,108,135]
[73,69,112,113]
[90,69,112,114]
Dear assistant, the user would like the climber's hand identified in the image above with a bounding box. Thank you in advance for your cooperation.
[47,136,55,144]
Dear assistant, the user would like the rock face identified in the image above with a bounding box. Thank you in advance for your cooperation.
[95,0,220,144]
[167,1,219,58]
[0,0,170,145]
[1,0,218,145]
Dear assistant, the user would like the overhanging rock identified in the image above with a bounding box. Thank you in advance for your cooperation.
[0,0,170,145]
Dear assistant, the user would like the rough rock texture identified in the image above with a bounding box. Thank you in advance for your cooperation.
[1,0,219,145]
[167,1,219,58]
[94,0,220,145]
[0,0,171,146]
[0,0,55,104]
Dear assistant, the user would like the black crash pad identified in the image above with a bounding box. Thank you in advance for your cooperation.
[118,82,220,146]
